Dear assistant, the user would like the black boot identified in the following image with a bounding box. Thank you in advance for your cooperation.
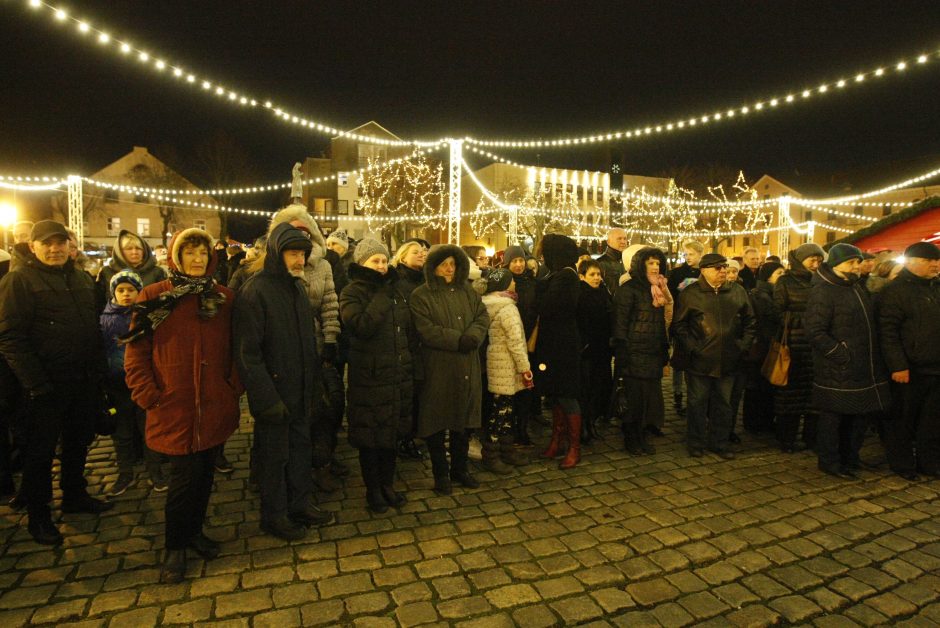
[449,431,479,488]
[27,507,63,546]
[638,424,656,455]
[623,421,643,456]
[378,448,406,508]
[160,549,187,583]
[425,432,451,494]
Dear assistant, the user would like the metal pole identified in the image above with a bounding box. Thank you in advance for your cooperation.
[447,139,462,245]
[777,195,790,256]
[67,175,83,248]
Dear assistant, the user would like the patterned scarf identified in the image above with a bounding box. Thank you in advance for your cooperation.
[649,272,669,308]
[119,270,225,344]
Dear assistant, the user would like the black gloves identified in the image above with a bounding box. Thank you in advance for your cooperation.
[457,334,479,353]
[259,400,289,423]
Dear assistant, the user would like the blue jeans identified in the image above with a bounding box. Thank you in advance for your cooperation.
[686,373,734,452]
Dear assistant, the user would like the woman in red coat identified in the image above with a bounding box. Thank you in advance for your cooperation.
[124,228,241,584]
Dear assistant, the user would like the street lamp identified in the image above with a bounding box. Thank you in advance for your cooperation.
[0,202,17,251]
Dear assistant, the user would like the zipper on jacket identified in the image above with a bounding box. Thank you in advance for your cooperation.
[853,285,885,411]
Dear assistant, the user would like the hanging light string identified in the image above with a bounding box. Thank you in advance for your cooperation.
[0,177,65,191]
[789,164,940,205]
[21,0,437,148]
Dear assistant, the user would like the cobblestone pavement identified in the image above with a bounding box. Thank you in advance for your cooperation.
[2,377,940,627]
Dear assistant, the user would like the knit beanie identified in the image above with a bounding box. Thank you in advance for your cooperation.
[794,243,826,263]
[758,261,784,282]
[326,229,349,251]
[110,269,143,295]
[904,241,940,260]
[503,245,526,265]
[726,259,741,271]
[826,243,863,268]
[353,237,389,265]
[485,268,513,293]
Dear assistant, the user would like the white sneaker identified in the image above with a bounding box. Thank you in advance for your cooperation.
[468,435,483,461]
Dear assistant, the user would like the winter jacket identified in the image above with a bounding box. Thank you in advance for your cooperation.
[877,269,940,377]
[95,230,167,311]
[748,280,782,363]
[227,260,253,292]
[510,268,539,340]
[123,233,241,456]
[410,245,489,437]
[0,254,105,393]
[326,248,350,297]
[671,276,756,378]
[613,249,670,379]
[481,293,530,396]
[578,281,613,361]
[773,252,815,414]
[341,263,414,449]
[8,243,31,272]
[596,246,625,295]
[739,265,758,292]
[534,267,582,398]
[233,223,321,424]
[266,205,341,347]
[804,263,890,414]
[100,302,133,381]
[395,263,424,298]
[667,262,700,301]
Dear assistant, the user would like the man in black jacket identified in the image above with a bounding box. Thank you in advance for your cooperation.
[0,220,113,545]
[671,253,756,459]
[667,240,704,415]
[596,228,627,294]
[234,223,333,541]
[878,242,940,480]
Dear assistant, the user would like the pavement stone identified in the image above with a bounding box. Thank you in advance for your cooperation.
[1,380,939,625]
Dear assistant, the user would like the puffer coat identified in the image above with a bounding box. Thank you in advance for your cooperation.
[596,246,625,295]
[773,252,815,415]
[613,248,670,379]
[410,245,489,437]
[341,263,414,449]
[878,268,940,377]
[481,293,530,395]
[804,263,890,414]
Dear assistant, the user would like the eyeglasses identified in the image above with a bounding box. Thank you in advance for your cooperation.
[711,264,729,270]
[476,255,489,261]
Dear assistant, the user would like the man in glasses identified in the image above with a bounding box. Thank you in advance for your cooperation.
[671,253,756,460]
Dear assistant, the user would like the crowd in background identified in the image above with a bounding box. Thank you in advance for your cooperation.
[0,212,937,585]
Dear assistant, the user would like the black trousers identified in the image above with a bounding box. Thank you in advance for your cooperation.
[255,413,313,524]
[886,375,940,475]
[358,447,396,489]
[580,353,613,425]
[424,429,469,479]
[742,373,776,433]
[816,412,867,473]
[22,379,95,521]
[165,446,218,550]
[108,383,163,475]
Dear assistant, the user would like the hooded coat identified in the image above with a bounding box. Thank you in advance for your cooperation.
[95,230,167,311]
[481,292,530,396]
[341,263,414,449]
[613,248,671,379]
[534,234,581,398]
[123,229,241,455]
[266,205,341,347]
[804,263,890,414]
[409,245,489,437]
[233,223,320,423]
[773,251,817,416]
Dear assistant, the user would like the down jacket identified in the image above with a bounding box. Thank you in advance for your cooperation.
[267,205,341,347]
[95,230,167,311]
[878,268,940,377]
[613,248,670,379]
[409,245,489,437]
[481,293,530,396]
[124,229,241,456]
[804,263,890,414]
[671,275,756,378]
[596,246,625,295]
[233,223,320,422]
[773,251,815,416]
[341,263,414,450]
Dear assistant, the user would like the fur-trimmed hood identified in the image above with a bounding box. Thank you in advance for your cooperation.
[108,229,159,275]
[168,228,218,276]
[628,246,668,287]
[267,203,326,265]
[424,244,470,287]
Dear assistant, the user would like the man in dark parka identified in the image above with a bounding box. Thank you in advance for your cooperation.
[234,222,334,541]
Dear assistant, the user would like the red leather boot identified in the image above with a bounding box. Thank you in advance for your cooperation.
[560,414,582,469]
[541,405,567,458]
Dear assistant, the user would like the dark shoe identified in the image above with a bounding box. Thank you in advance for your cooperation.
[313,465,342,493]
[398,439,426,461]
[8,492,27,511]
[61,494,114,514]
[213,453,234,474]
[641,440,656,455]
[728,432,741,445]
[108,473,134,497]
[149,477,168,493]
[433,477,453,496]
[290,505,335,527]
[381,486,407,508]
[450,470,480,489]
[261,516,307,541]
[645,425,664,437]
[482,441,513,475]
[160,549,186,584]
[28,518,63,546]
[688,447,704,458]
[366,488,389,514]
[329,458,350,477]
[188,532,221,560]
[898,471,920,481]
[712,449,735,460]
[623,434,643,456]
[820,467,855,480]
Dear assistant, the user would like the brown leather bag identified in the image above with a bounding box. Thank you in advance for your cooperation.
[761,312,791,386]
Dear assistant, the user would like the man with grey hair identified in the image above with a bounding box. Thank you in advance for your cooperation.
[739,247,761,291]
[597,228,627,294]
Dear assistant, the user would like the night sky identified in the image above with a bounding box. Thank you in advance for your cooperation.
[2,0,940,211]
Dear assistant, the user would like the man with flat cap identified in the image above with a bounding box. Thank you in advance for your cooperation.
[878,241,940,480]
[0,220,112,545]
[671,253,756,459]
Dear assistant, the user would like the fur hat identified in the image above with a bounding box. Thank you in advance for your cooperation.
[326,229,349,251]
[794,243,826,263]
[353,238,389,265]
[110,269,143,295]
[170,228,215,272]
[826,243,863,268]
[904,241,940,261]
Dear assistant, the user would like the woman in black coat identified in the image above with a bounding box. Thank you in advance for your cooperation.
[773,244,824,452]
[804,244,890,478]
[340,239,414,513]
[535,234,582,469]
[743,262,784,434]
[576,259,612,444]
[503,245,539,448]
[612,247,671,455]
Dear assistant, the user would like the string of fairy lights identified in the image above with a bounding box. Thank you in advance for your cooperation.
[12,0,940,149]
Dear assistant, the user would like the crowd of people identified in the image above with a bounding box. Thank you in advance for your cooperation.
[0,212,937,585]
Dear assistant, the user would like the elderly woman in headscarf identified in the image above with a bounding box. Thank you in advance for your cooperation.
[124,228,241,584]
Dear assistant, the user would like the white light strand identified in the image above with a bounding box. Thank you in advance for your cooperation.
[795,165,940,205]
[0,177,65,191]
[463,48,940,148]
[23,0,438,148]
